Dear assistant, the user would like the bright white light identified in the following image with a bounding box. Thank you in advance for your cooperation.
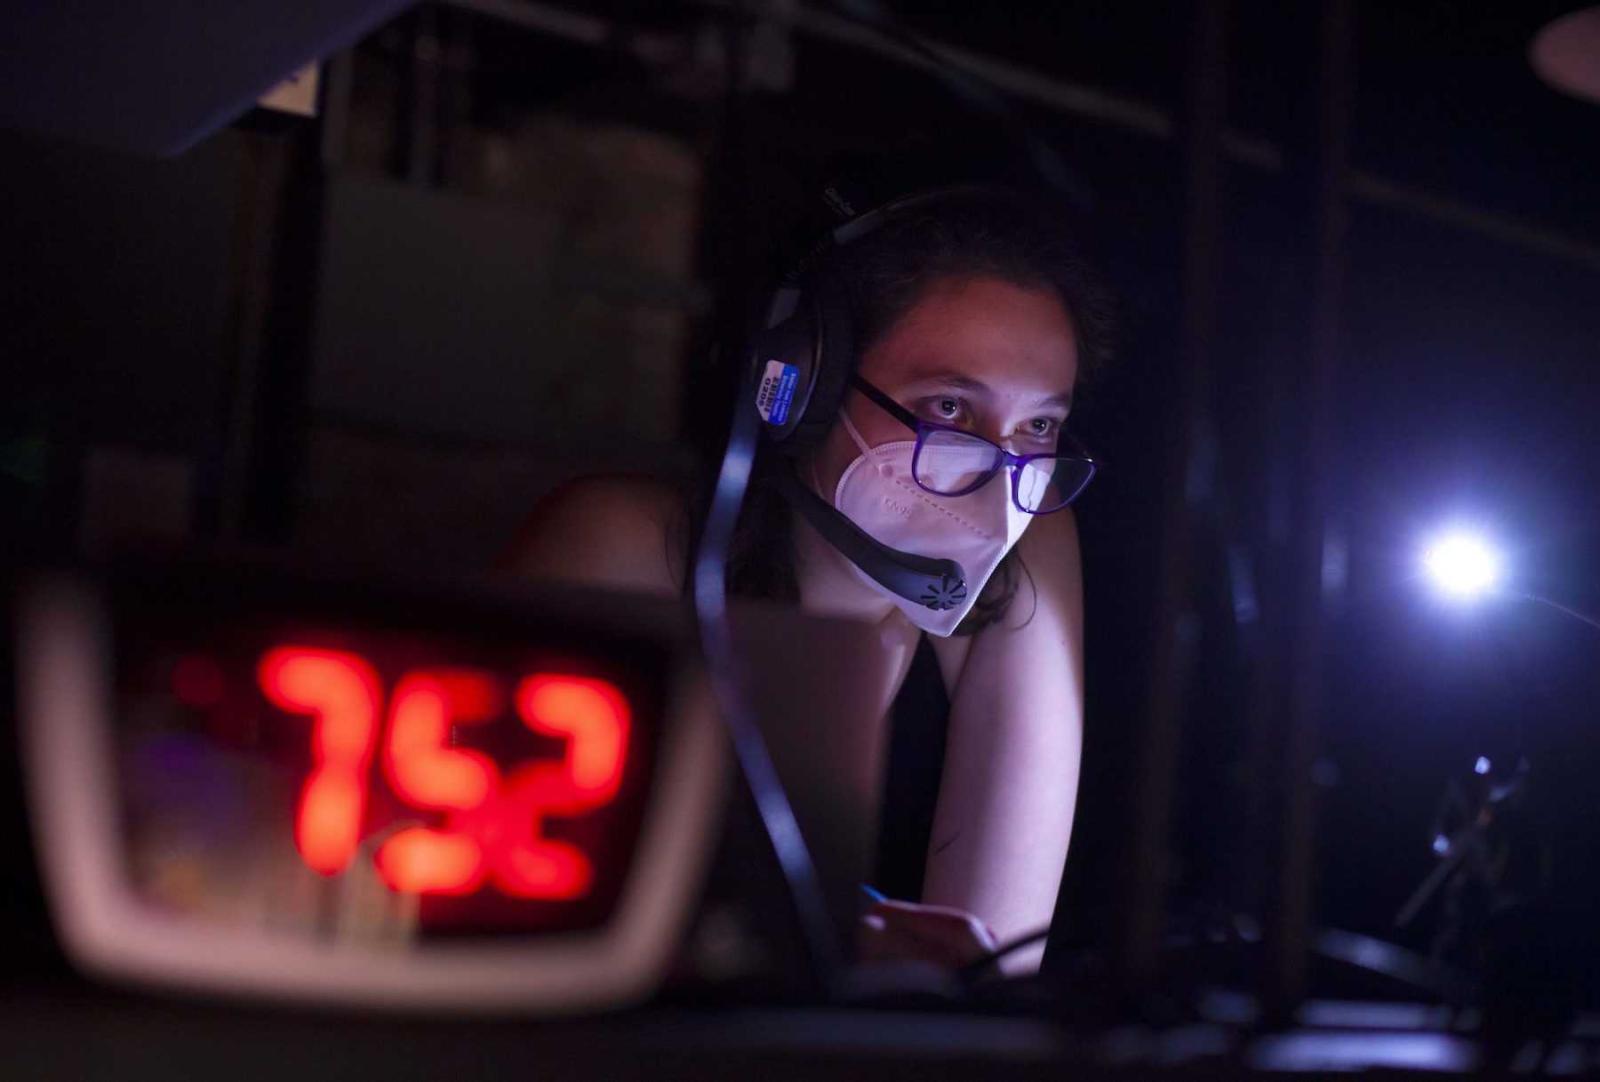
[1421,531,1503,601]
[1474,756,1491,776]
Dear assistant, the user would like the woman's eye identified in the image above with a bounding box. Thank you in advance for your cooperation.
[935,397,961,419]
[1024,417,1059,439]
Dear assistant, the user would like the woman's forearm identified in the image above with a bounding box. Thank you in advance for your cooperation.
[922,704,1081,971]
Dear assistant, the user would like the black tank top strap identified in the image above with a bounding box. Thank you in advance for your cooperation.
[872,633,952,901]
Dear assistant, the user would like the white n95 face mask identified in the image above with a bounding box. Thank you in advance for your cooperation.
[831,414,1035,636]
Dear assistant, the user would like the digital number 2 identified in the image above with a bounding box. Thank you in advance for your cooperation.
[484,674,632,899]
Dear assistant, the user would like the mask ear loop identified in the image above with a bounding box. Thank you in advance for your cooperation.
[839,410,875,457]
[817,406,879,510]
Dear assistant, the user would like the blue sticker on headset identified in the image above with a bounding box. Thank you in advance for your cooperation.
[756,360,800,426]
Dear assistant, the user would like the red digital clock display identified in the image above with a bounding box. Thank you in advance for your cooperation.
[256,646,630,899]
[110,590,666,941]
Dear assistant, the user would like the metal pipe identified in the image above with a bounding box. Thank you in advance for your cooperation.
[442,0,1600,273]
[1115,0,1227,997]
[1262,0,1355,1017]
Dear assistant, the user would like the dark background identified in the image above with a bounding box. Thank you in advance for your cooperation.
[4,0,1600,1001]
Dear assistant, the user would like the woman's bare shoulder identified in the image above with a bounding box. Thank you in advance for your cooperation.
[504,474,690,597]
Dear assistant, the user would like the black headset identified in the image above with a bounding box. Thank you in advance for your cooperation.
[743,183,1017,612]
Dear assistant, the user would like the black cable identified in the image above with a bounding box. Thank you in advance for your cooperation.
[1518,591,1600,634]
[688,13,841,994]
[692,367,842,990]
[957,925,1052,984]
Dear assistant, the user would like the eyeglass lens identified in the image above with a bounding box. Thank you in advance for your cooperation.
[1016,456,1094,513]
[914,429,1002,494]
[914,428,1092,513]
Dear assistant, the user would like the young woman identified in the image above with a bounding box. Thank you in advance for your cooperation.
[515,190,1110,973]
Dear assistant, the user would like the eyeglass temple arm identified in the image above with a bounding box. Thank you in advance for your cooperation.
[848,374,923,432]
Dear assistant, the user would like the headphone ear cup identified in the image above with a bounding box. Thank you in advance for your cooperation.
[778,274,856,454]
[751,183,1006,454]
[748,298,819,446]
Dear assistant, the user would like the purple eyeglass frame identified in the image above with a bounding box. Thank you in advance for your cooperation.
[849,375,1097,515]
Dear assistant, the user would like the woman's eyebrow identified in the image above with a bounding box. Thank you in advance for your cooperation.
[901,369,1075,411]
[899,369,993,395]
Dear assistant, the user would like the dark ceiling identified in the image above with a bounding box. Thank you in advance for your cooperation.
[896,1,1598,242]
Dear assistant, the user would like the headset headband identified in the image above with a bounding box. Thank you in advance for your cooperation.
[749,183,1019,452]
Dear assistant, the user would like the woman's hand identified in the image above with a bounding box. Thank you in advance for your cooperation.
[857,898,998,970]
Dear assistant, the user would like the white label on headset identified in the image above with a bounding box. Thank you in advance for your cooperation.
[756,360,801,426]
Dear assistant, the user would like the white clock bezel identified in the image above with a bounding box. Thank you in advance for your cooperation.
[18,574,727,1013]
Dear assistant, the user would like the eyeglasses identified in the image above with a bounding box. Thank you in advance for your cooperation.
[850,375,1096,515]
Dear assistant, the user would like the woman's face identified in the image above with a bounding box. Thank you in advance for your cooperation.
[806,274,1081,501]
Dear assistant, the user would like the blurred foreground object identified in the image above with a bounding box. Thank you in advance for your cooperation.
[0,1,410,153]
[15,558,724,1012]
[1532,7,1600,106]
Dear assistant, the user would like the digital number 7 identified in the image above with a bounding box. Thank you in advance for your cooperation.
[257,647,384,876]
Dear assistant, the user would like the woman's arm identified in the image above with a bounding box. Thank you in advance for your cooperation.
[506,475,686,595]
[923,508,1086,973]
